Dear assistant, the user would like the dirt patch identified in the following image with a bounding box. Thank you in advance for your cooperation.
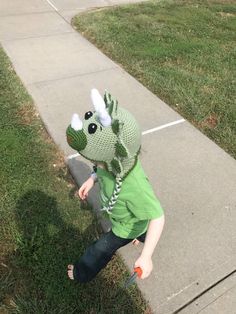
[201,113,218,129]
[17,102,38,126]
[218,11,236,17]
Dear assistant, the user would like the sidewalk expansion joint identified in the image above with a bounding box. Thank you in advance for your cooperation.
[194,281,236,313]
[1,30,75,43]
[172,269,236,314]
[0,10,54,18]
[30,66,119,86]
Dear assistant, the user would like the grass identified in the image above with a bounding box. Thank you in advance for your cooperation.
[73,0,236,159]
[0,48,150,313]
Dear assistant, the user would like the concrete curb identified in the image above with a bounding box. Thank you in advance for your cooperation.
[66,157,112,233]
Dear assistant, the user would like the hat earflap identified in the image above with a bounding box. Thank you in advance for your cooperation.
[101,177,123,214]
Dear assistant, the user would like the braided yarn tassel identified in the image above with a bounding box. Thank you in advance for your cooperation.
[101,177,122,214]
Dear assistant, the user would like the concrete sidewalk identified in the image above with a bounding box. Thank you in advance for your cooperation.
[1,1,235,313]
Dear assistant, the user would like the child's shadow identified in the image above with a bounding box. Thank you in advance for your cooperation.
[3,190,145,313]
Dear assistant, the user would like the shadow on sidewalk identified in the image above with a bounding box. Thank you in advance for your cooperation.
[1,190,145,313]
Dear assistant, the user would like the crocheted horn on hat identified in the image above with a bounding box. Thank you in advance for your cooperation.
[66,89,141,212]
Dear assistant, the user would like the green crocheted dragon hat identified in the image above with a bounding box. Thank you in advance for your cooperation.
[66,89,141,179]
[66,89,141,213]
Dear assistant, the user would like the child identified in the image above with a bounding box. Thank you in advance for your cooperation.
[66,89,165,283]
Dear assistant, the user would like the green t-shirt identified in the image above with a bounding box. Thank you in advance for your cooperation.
[96,160,164,239]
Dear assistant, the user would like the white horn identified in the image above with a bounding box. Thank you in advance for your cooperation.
[91,88,111,127]
[71,113,83,131]
[99,109,112,127]
[91,88,106,113]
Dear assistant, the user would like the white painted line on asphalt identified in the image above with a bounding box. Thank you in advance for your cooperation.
[142,118,185,135]
[67,153,80,160]
[46,0,58,11]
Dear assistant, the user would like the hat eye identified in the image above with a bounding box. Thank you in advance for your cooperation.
[88,123,97,134]
[84,111,93,120]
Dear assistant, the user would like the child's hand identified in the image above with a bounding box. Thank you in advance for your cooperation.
[77,177,95,200]
[134,255,153,279]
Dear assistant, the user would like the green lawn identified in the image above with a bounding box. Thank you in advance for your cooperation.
[0,48,149,313]
[73,0,236,159]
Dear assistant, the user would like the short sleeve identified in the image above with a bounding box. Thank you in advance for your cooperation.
[126,189,164,220]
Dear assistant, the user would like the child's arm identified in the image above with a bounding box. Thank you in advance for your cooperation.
[134,215,165,279]
[76,171,97,200]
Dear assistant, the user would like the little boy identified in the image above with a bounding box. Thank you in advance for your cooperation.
[66,89,164,282]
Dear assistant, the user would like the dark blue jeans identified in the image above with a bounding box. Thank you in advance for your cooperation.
[73,230,146,283]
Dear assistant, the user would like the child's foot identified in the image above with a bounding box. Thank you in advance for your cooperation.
[67,264,74,280]
[132,239,140,246]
